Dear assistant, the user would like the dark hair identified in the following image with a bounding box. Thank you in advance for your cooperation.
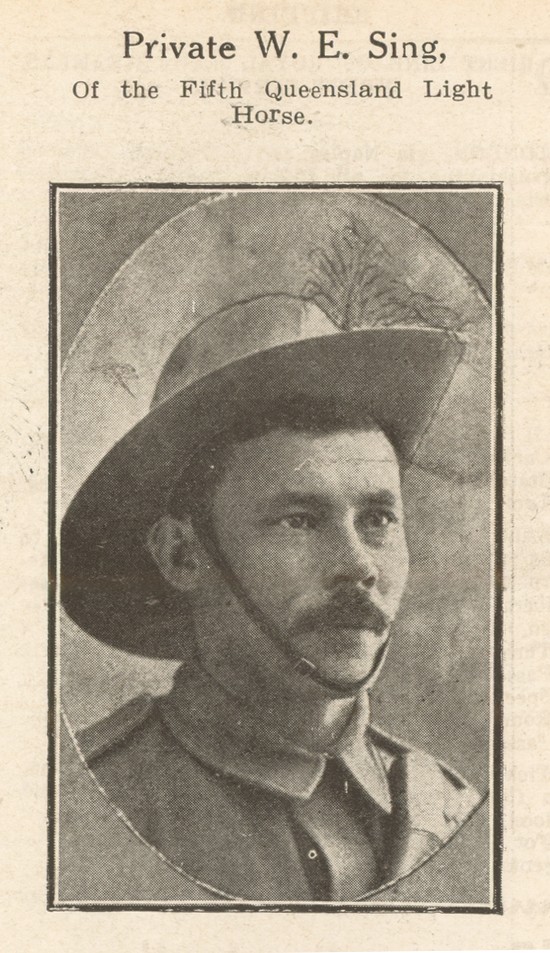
[168,393,395,521]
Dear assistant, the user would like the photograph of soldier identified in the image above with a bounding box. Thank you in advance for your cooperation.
[56,189,496,905]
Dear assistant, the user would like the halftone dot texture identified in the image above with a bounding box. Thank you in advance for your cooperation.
[57,191,494,905]
[61,192,490,511]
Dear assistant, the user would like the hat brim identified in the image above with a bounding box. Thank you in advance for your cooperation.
[61,326,464,658]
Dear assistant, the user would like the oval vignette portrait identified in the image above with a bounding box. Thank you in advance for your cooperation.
[53,187,499,908]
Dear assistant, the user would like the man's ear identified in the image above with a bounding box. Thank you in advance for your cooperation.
[146,514,202,594]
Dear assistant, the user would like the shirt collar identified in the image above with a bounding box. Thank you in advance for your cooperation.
[158,652,392,813]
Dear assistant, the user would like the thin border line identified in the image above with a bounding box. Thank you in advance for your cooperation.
[51,181,503,190]
[48,181,503,914]
[492,183,504,915]
[47,182,58,911]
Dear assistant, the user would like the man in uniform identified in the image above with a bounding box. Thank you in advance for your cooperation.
[61,294,482,901]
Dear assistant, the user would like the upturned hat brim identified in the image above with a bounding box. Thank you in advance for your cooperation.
[61,326,464,659]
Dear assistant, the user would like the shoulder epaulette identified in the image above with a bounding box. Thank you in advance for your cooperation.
[437,760,484,824]
[75,693,155,764]
[368,722,483,831]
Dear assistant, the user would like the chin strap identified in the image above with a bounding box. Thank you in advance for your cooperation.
[190,508,388,698]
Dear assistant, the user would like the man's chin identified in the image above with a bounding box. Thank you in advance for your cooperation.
[299,628,390,688]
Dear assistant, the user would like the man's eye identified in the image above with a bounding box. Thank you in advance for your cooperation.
[278,513,317,530]
[361,510,398,531]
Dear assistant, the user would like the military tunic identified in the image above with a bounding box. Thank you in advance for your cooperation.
[77,657,482,902]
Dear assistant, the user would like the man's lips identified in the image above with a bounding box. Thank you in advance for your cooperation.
[315,613,388,633]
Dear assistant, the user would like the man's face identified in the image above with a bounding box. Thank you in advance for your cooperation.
[210,426,409,686]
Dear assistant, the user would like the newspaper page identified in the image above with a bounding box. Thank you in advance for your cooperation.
[2,1,548,950]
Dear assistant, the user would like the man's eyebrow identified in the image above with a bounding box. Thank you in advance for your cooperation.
[262,492,329,510]
[358,489,400,508]
[261,490,400,510]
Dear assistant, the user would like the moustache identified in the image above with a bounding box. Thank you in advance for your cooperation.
[293,589,391,636]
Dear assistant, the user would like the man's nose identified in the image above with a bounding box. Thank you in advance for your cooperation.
[325,522,379,589]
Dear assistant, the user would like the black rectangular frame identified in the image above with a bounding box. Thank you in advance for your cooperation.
[48,181,503,913]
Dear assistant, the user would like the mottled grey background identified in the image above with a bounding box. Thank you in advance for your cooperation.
[58,189,495,794]
[59,190,494,363]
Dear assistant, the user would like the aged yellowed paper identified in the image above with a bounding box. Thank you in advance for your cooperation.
[2,0,549,950]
